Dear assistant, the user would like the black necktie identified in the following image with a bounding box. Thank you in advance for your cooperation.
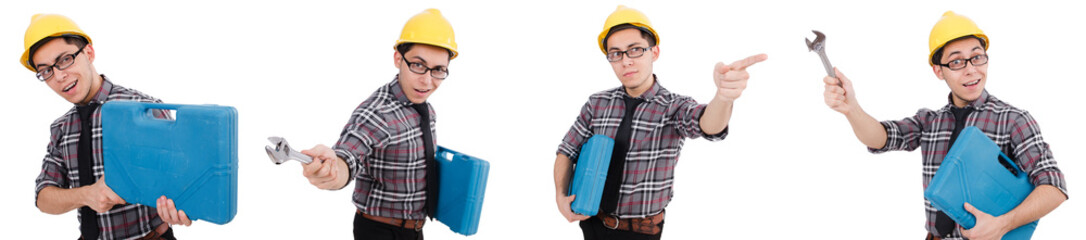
[600,96,643,215]
[77,102,101,239]
[934,106,974,236]
[411,103,439,218]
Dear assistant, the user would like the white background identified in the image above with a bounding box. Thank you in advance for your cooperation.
[2,0,1082,239]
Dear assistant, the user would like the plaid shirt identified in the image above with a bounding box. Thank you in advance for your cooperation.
[334,76,436,220]
[34,76,169,240]
[557,76,728,219]
[870,90,1068,239]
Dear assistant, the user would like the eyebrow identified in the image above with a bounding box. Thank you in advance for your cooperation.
[608,42,646,51]
[34,51,75,68]
[408,56,448,68]
[946,46,985,60]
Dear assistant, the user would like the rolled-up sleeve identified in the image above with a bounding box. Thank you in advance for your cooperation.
[35,129,68,207]
[557,101,595,162]
[674,98,727,141]
[1009,111,1068,198]
[870,109,931,153]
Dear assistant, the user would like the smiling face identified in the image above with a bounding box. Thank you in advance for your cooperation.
[606,28,659,97]
[932,37,987,107]
[31,38,100,105]
[394,44,450,104]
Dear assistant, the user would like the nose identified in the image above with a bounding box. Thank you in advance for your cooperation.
[419,74,433,88]
[962,61,978,76]
[52,66,70,82]
[621,54,634,66]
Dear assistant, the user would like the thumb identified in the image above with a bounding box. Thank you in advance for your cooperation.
[963,202,984,216]
[715,62,729,74]
[834,68,850,86]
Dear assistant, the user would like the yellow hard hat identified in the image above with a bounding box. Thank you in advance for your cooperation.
[598,5,660,54]
[394,8,458,59]
[21,14,93,72]
[928,11,988,66]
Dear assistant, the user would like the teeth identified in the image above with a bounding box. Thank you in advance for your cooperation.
[964,80,979,86]
[63,81,77,91]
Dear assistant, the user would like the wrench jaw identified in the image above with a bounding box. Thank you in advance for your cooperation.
[266,145,286,165]
[805,30,826,52]
[265,136,315,165]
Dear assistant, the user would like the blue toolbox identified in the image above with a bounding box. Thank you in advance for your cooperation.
[568,135,614,216]
[434,146,490,236]
[102,101,238,225]
[924,126,1036,239]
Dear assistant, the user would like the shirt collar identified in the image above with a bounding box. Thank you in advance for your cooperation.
[387,74,416,106]
[82,74,114,106]
[623,74,663,102]
[944,89,990,110]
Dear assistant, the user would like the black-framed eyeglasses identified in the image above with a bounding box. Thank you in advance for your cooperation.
[606,47,650,62]
[936,54,988,71]
[35,48,85,82]
[400,53,449,79]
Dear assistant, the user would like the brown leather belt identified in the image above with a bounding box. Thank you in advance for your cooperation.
[597,211,665,235]
[358,209,425,231]
[136,223,171,240]
[84,223,169,240]
[925,233,943,240]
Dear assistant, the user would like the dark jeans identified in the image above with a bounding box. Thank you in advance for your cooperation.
[579,216,664,240]
[79,227,174,240]
[353,211,423,240]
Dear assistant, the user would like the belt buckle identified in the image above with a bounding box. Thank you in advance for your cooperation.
[413,219,424,232]
[604,215,620,230]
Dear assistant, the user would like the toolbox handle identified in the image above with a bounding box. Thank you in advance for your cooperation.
[997,152,1024,178]
[436,146,456,162]
[137,103,184,121]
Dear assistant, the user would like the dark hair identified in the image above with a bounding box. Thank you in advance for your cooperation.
[395,43,453,60]
[931,35,986,65]
[27,35,88,70]
[603,23,657,50]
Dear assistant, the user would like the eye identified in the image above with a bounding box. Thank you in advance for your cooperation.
[948,59,965,66]
[58,54,75,65]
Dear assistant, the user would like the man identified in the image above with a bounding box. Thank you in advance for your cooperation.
[552,6,766,239]
[298,8,456,240]
[26,14,193,239]
[822,11,1067,240]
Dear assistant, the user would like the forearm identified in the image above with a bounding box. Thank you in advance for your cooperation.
[699,98,733,135]
[36,186,85,215]
[554,154,573,196]
[844,108,887,149]
[1001,185,1066,231]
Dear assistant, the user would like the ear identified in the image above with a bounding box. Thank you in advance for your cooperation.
[650,45,660,62]
[393,51,402,70]
[932,65,945,80]
[84,44,96,63]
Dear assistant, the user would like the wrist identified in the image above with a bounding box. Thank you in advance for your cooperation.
[75,185,91,207]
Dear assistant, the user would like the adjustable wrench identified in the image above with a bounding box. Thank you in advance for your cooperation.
[805,30,841,86]
[265,136,313,164]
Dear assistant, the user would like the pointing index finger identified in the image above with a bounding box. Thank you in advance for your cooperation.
[730,53,768,70]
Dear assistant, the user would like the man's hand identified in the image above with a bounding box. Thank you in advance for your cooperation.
[81,177,125,213]
[301,144,349,190]
[156,196,193,226]
[713,53,768,102]
[960,202,1010,240]
[556,194,590,223]
[823,68,861,115]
